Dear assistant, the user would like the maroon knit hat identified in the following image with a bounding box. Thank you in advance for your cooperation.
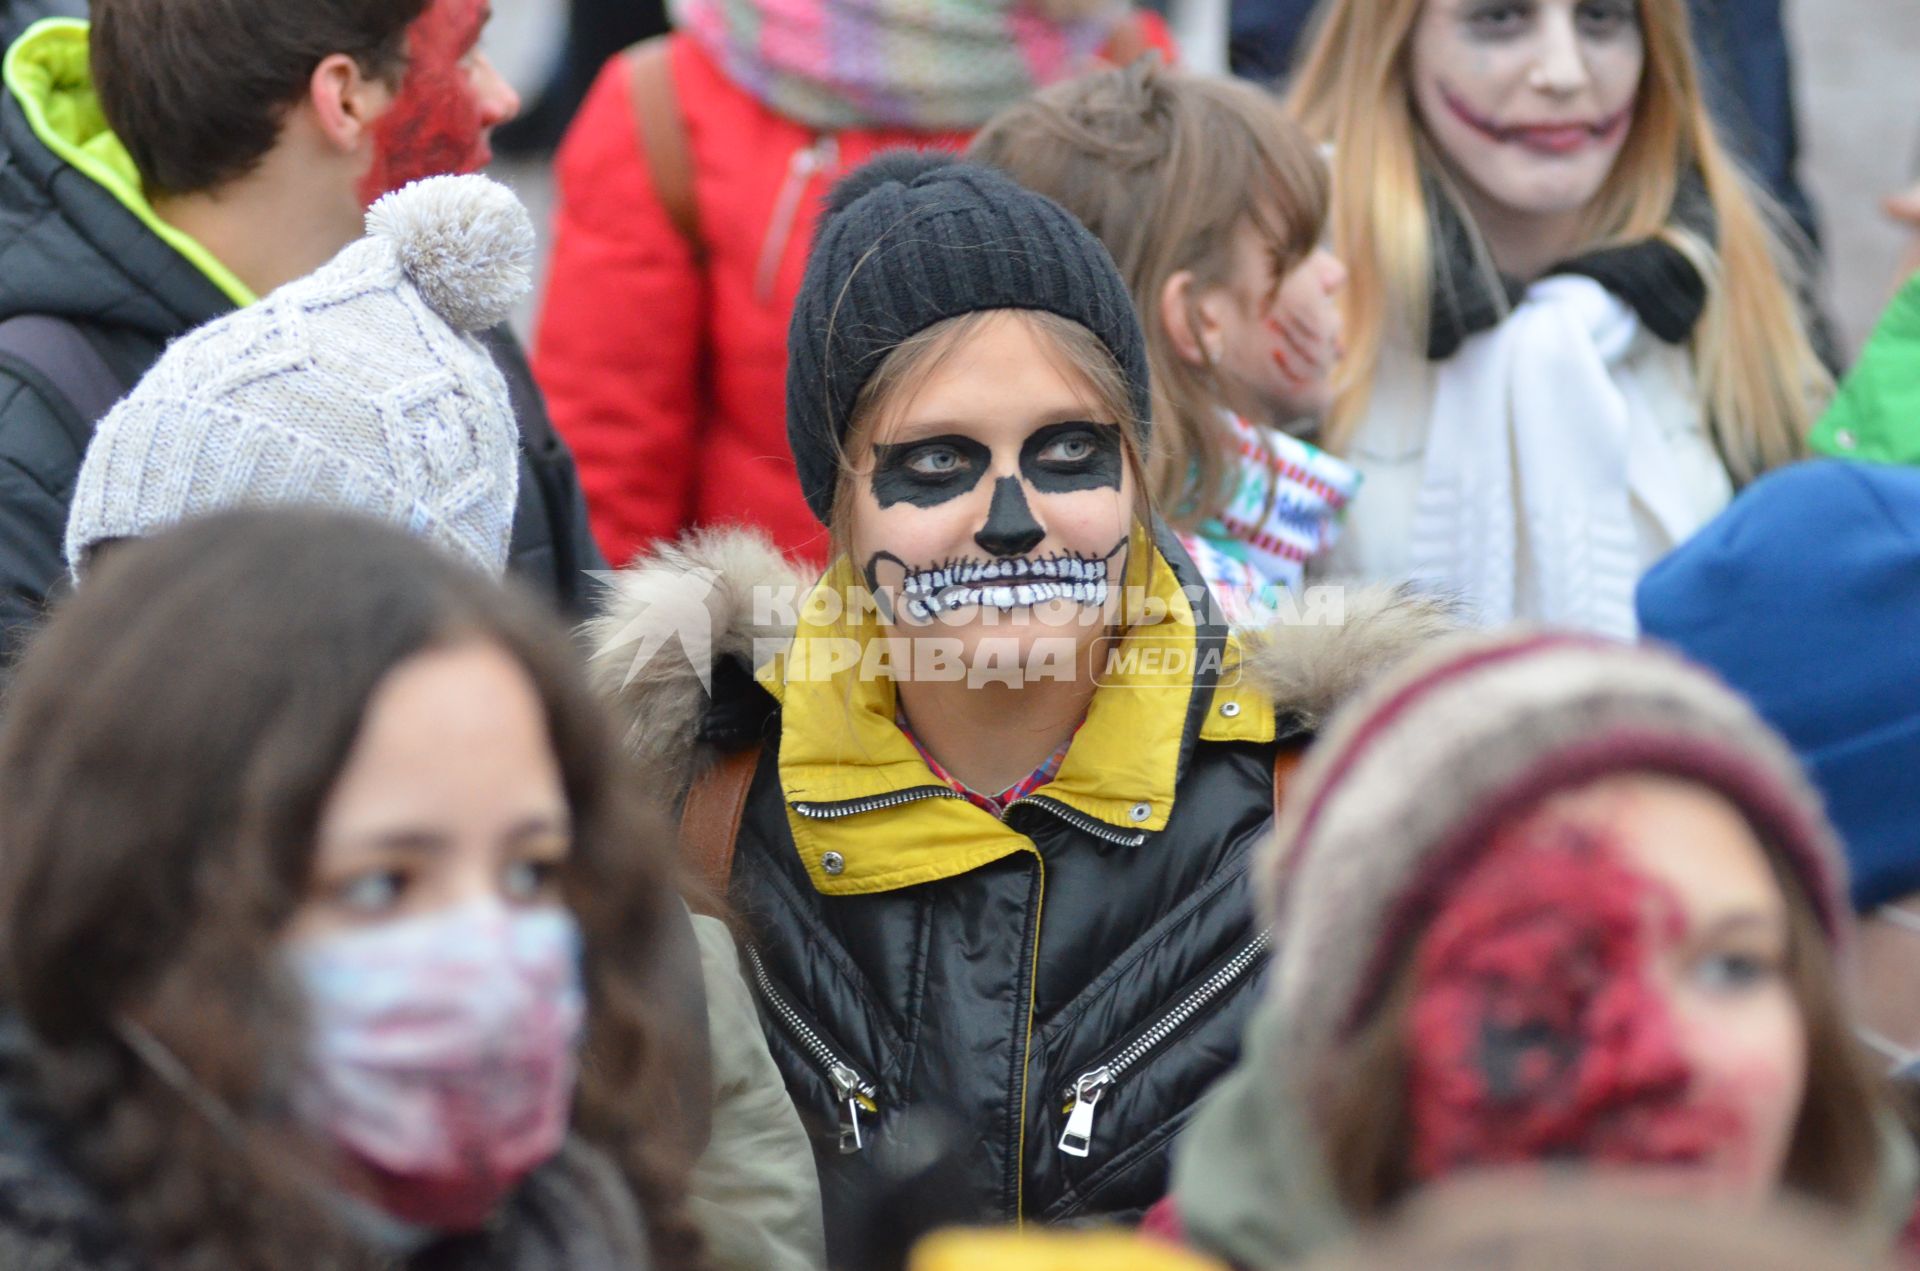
[1257,630,1849,1061]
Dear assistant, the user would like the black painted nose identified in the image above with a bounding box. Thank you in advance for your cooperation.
[975,477,1045,557]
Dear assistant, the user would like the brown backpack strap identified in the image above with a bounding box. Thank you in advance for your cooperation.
[625,35,703,255]
[1273,743,1306,818]
[678,745,760,896]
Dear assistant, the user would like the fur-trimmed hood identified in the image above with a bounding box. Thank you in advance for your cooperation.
[583,528,1460,805]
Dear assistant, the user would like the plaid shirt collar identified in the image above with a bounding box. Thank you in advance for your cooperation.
[897,709,1080,819]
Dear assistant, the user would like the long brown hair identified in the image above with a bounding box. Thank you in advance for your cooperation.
[970,60,1330,528]
[1321,824,1887,1219]
[1287,0,1828,480]
[0,509,704,1270]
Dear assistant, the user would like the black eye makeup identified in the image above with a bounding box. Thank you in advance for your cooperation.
[1574,0,1638,36]
[1019,421,1125,494]
[869,434,992,509]
[1462,0,1532,38]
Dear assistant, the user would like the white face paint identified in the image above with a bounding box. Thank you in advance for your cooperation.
[1410,0,1646,272]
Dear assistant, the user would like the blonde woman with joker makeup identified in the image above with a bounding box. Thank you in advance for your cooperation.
[587,153,1456,1261]
[1289,0,1833,638]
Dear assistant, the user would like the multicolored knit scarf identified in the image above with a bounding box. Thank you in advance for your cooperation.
[675,0,1129,131]
[1179,413,1361,624]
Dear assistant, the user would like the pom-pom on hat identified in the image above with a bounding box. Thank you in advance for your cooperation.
[785,151,1151,526]
[65,174,535,576]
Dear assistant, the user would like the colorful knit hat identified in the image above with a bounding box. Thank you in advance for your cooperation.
[65,175,533,576]
[1170,632,1862,1269]
[1257,630,1848,1065]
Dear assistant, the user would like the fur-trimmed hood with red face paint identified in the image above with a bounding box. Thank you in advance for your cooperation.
[1168,631,1919,1270]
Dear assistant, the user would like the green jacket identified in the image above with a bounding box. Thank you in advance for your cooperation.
[1811,273,1920,463]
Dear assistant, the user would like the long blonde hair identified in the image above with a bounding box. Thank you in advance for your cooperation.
[1288,0,1829,482]
[970,61,1329,528]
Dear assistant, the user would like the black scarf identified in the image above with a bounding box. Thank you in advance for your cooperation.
[1424,169,1715,360]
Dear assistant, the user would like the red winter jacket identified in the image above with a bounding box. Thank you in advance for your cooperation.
[534,37,969,567]
[534,23,1173,568]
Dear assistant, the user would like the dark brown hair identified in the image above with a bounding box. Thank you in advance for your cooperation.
[0,509,702,1270]
[91,0,430,197]
[1321,811,1888,1221]
[969,59,1330,529]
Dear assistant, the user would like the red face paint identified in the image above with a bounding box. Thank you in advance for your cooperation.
[359,0,495,207]
[1405,818,1743,1181]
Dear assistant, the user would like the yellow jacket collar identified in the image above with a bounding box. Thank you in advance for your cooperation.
[756,526,1274,895]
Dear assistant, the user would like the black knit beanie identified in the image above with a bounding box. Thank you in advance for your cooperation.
[786,151,1152,525]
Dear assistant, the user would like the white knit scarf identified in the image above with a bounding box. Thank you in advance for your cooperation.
[1409,275,1702,639]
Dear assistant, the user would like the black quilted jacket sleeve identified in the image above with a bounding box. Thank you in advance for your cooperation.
[0,370,82,673]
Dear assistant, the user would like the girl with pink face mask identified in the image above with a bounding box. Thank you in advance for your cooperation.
[0,509,708,1271]
[1150,632,1915,1269]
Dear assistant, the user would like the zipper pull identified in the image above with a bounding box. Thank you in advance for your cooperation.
[1058,1066,1113,1158]
[830,1063,867,1155]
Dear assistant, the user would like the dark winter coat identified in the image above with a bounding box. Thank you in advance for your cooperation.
[0,0,81,51]
[587,527,1454,1263]
[0,22,605,671]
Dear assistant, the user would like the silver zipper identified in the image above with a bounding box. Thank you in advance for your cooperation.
[743,943,879,1154]
[1057,930,1273,1158]
[794,785,1142,850]
[754,135,839,301]
[1009,794,1149,849]
[792,785,964,820]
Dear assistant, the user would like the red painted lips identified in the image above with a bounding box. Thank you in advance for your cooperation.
[1442,85,1633,157]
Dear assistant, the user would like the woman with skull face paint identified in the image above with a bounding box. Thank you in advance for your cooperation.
[535,0,1175,570]
[1151,632,1911,1269]
[1287,0,1833,640]
[0,510,707,1271]
[588,152,1458,1259]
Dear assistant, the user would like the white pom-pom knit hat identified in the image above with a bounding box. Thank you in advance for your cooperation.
[65,174,536,575]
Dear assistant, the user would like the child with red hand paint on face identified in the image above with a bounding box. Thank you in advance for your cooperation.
[971,61,1360,622]
[1147,632,1914,1270]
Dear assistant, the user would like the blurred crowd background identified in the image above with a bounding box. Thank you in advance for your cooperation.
[481,0,1920,357]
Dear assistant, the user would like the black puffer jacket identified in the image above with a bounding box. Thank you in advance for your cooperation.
[0,24,605,669]
[588,527,1454,1263]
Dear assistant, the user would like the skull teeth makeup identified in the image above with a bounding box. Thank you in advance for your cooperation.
[897,553,1112,622]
